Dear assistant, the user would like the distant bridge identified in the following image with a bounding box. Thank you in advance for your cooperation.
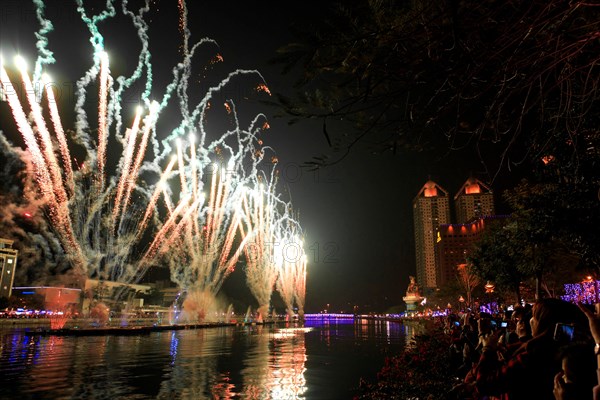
[303,314,404,322]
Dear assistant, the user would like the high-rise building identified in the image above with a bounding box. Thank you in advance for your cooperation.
[435,219,485,287]
[454,177,495,223]
[0,238,18,298]
[413,180,451,289]
[435,215,509,288]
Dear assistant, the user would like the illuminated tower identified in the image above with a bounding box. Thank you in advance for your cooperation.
[454,177,495,224]
[0,238,18,298]
[413,180,450,289]
[435,220,483,287]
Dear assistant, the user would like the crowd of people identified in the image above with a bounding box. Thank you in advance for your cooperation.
[442,299,600,400]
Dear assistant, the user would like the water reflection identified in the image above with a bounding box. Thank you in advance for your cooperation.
[402,321,425,349]
[268,327,308,399]
[0,319,409,399]
[157,327,234,399]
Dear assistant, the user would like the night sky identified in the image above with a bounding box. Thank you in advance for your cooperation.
[0,1,526,313]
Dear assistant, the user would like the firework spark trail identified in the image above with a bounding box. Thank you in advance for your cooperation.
[177,0,190,56]
[0,62,63,237]
[275,219,307,317]
[167,163,250,321]
[189,135,198,200]
[16,59,84,263]
[42,73,74,195]
[168,33,214,161]
[163,186,174,215]
[162,196,205,249]
[143,194,192,261]
[188,135,202,243]
[120,101,159,224]
[2,2,162,288]
[1,59,86,272]
[159,68,267,163]
[176,139,189,195]
[210,166,229,246]
[204,166,218,252]
[204,169,238,278]
[32,0,55,85]
[112,0,154,136]
[138,156,177,234]
[112,107,142,226]
[73,1,116,147]
[16,57,67,205]
[96,52,110,192]
[240,172,286,321]
[294,253,307,318]
[1,0,307,310]
[218,206,242,269]
[0,63,53,201]
[276,248,296,317]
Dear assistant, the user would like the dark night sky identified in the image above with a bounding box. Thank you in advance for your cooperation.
[0,1,524,313]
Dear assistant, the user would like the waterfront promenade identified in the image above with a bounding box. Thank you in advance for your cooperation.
[0,313,413,333]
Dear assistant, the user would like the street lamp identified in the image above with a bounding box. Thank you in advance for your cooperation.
[484,281,495,313]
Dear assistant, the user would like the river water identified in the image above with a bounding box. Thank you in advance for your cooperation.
[0,317,419,399]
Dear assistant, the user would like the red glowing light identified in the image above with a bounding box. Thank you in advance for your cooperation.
[423,181,439,197]
[465,182,481,194]
[23,212,32,218]
[542,155,555,165]
[424,187,437,197]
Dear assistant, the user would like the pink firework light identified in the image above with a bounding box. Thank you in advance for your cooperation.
[239,173,286,323]
[274,219,307,318]
[0,0,307,316]
[41,73,74,195]
[1,58,83,266]
[163,162,252,322]
[0,54,173,287]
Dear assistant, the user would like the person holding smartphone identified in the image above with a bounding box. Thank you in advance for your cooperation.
[464,299,590,400]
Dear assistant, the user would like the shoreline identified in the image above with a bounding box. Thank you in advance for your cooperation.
[0,318,290,336]
[0,315,422,337]
[31,320,281,336]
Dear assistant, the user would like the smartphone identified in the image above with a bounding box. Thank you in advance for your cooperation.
[554,323,575,342]
[490,320,497,329]
[500,321,508,328]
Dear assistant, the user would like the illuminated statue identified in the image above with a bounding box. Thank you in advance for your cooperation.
[403,276,423,312]
[406,276,420,296]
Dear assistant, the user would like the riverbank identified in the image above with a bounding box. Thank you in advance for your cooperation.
[0,317,286,333]
[355,318,456,399]
[0,313,416,330]
[0,316,406,399]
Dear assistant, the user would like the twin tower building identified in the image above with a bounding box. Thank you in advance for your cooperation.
[413,178,498,293]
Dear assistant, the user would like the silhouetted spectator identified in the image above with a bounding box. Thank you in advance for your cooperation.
[577,303,600,400]
[552,342,595,400]
[469,298,591,400]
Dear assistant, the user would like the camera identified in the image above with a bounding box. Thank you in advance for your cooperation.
[500,321,508,328]
[553,323,575,342]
